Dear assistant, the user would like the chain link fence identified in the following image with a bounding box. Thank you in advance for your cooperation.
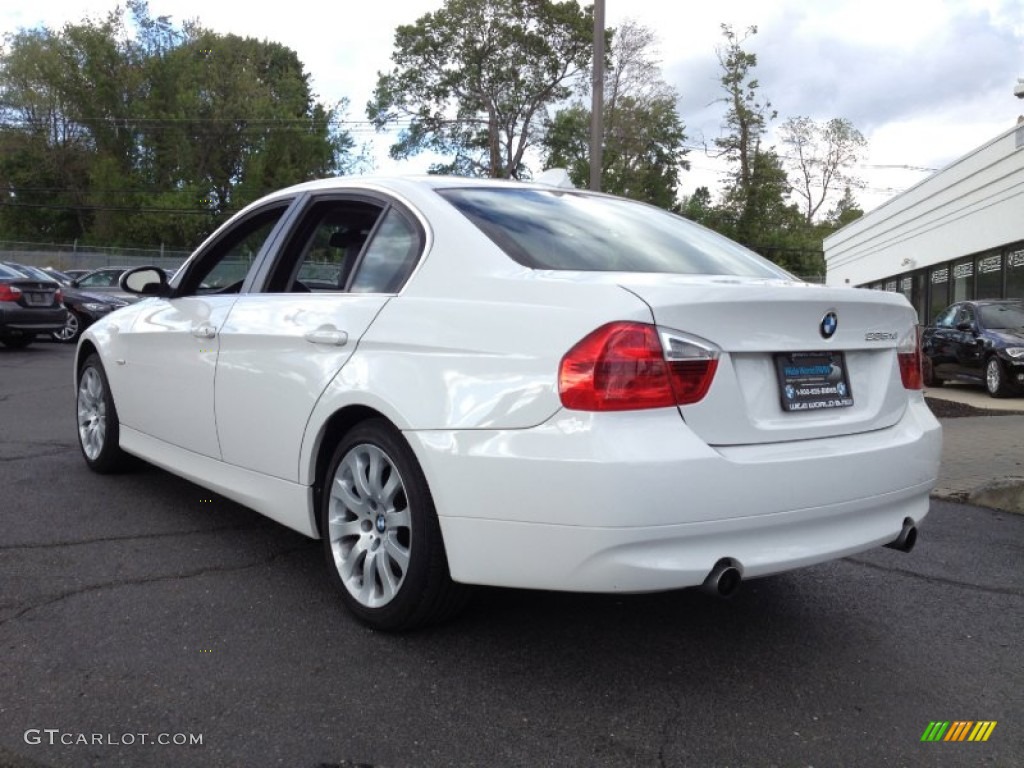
[0,240,191,273]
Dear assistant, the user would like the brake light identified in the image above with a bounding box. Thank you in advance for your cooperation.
[54,289,63,304]
[559,322,719,411]
[0,284,22,302]
[897,326,923,390]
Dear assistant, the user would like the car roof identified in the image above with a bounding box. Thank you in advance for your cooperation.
[245,174,583,211]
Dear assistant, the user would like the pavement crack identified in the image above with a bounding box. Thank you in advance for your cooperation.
[0,440,78,462]
[844,556,1024,597]
[0,544,314,628]
[1,521,275,551]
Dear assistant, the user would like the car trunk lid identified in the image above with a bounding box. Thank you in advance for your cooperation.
[614,275,917,445]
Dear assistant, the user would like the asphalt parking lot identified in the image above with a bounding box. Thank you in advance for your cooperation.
[1,342,1022,768]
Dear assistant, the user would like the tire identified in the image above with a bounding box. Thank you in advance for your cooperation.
[320,419,470,631]
[53,311,82,343]
[76,354,131,473]
[985,356,1013,398]
[0,334,34,348]
[922,357,942,388]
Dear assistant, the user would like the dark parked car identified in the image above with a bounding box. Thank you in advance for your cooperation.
[921,300,1024,397]
[3,263,129,343]
[0,263,67,348]
[61,269,93,281]
[68,266,176,304]
[69,267,136,303]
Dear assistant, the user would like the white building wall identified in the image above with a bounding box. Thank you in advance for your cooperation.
[825,123,1024,287]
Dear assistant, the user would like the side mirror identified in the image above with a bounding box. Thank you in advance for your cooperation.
[955,321,975,333]
[120,266,169,297]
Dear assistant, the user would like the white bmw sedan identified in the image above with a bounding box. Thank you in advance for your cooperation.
[75,175,942,630]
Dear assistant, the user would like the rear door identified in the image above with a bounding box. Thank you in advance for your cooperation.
[214,193,425,481]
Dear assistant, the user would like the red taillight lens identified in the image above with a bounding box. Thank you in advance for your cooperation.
[559,322,718,411]
[897,326,923,390]
[0,284,22,302]
[54,289,63,304]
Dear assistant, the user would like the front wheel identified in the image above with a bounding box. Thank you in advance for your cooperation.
[320,419,470,631]
[986,356,1014,398]
[77,354,131,473]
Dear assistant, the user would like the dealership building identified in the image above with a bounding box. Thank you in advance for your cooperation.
[824,120,1024,325]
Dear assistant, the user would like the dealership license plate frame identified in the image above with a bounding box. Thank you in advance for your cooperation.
[24,292,50,307]
[774,350,854,412]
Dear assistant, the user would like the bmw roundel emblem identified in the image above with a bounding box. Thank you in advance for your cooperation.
[820,311,838,339]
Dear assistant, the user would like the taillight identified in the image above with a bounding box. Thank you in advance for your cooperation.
[559,322,719,411]
[0,284,22,302]
[897,326,923,390]
[54,289,64,304]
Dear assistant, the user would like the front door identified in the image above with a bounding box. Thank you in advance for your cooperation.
[114,203,292,458]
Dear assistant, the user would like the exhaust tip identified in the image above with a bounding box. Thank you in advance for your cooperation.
[885,518,918,553]
[701,558,742,598]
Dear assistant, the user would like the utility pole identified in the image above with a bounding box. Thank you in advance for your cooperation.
[589,0,605,191]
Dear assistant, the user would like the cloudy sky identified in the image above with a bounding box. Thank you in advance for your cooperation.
[2,0,1022,212]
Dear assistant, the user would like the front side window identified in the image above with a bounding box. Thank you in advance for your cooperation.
[955,305,976,328]
[437,187,792,279]
[79,270,121,287]
[177,204,289,296]
[933,305,958,328]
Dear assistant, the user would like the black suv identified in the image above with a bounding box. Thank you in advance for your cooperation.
[921,300,1024,397]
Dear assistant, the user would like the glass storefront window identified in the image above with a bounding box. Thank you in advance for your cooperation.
[952,259,974,302]
[1007,248,1024,301]
[975,253,1003,299]
[929,266,950,323]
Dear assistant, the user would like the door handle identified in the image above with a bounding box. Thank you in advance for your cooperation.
[304,327,349,347]
[191,325,217,339]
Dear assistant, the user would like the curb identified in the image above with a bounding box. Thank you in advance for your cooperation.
[931,479,1024,515]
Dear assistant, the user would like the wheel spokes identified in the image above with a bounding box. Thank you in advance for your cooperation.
[327,441,412,609]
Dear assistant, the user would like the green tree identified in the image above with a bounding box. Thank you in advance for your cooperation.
[826,185,864,228]
[0,2,357,248]
[542,19,689,207]
[712,24,775,207]
[368,0,593,178]
[779,116,867,224]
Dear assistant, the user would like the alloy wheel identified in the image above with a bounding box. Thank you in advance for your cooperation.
[54,312,80,342]
[77,367,107,460]
[326,443,412,608]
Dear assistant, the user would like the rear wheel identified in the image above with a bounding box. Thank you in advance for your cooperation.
[53,311,82,343]
[986,356,1014,398]
[320,419,470,631]
[77,354,131,473]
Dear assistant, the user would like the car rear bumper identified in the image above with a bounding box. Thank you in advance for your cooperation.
[0,305,68,333]
[408,396,942,591]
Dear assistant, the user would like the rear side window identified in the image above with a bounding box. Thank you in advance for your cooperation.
[437,187,791,279]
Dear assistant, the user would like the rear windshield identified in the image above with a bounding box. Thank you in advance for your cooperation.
[437,187,792,279]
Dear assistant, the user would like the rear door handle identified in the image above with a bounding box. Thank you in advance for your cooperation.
[191,325,217,339]
[304,327,349,347]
